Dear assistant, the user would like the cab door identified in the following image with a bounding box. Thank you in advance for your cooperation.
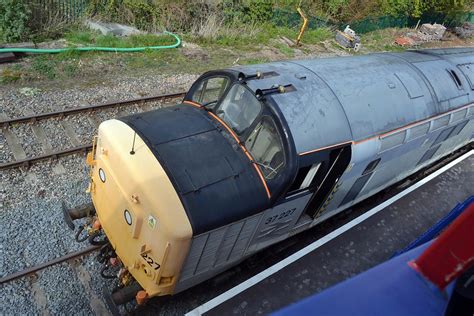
[283,144,351,221]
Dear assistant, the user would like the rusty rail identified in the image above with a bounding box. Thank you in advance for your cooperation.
[0,245,100,284]
[0,144,92,170]
[0,92,186,127]
[0,91,186,170]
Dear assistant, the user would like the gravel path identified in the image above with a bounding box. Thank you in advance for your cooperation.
[0,73,196,167]
[0,73,197,118]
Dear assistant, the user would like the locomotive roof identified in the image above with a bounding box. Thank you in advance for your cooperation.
[232,48,474,154]
[120,105,270,235]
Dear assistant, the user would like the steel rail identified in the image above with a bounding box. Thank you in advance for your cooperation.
[0,245,100,284]
[0,91,186,170]
[0,144,92,170]
[0,91,186,127]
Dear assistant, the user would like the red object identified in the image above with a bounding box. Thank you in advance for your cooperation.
[109,257,118,266]
[136,290,149,305]
[410,203,474,289]
[395,37,415,46]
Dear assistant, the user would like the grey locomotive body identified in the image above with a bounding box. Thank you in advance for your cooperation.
[175,48,473,292]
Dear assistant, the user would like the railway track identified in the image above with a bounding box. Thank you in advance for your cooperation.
[0,245,100,284]
[0,91,186,170]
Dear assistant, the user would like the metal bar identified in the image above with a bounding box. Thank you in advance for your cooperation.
[0,144,92,170]
[0,245,100,284]
[0,92,186,127]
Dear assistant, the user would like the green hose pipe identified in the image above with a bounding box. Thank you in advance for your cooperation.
[0,31,181,54]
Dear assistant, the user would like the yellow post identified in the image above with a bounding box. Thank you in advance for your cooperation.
[295,7,308,46]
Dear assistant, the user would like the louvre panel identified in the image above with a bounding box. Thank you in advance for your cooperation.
[417,144,442,166]
[433,127,455,146]
[179,214,261,280]
[339,173,372,207]
[214,222,245,266]
[179,235,209,280]
[450,120,469,138]
[195,229,227,274]
[407,123,430,141]
[431,115,450,131]
[451,109,467,123]
[380,131,405,152]
[229,216,261,261]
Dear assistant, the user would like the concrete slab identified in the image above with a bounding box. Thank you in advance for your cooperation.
[1,129,26,161]
[0,52,16,63]
[0,113,27,161]
[30,124,54,154]
[85,20,142,37]
[61,121,81,147]
[87,116,100,129]
[52,162,66,175]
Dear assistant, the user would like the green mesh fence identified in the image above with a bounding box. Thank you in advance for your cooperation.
[468,12,474,23]
[349,15,409,33]
[271,8,474,33]
[30,0,88,25]
[272,8,331,29]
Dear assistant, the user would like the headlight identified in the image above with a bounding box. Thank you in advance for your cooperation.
[124,209,132,225]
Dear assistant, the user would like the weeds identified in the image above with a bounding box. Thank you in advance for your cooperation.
[1,67,24,83]
[274,43,294,57]
[242,57,271,65]
[64,29,177,48]
[361,28,409,52]
[63,63,79,77]
[189,23,333,50]
[32,55,57,79]
[64,30,93,45]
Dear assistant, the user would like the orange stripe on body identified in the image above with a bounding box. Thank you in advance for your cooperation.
[299,102,473,155]
[208,112,272,199]
[183,100,202,108]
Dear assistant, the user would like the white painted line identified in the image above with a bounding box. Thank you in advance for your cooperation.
[186,150,473,316]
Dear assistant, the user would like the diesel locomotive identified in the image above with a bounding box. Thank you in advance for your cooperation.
[64,47,474,310]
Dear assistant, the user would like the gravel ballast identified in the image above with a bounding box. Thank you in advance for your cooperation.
[0,73,197,314]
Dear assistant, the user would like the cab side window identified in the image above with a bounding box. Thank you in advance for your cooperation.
[245,116,285,180]
[191,77,229,106]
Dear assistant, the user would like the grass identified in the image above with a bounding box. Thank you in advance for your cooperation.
[3,24,467,87]
[64,29,178,48]
[1,67,24,83]
[32,55,58,79]
[360,27,409,52]
[274,43,295,57]
[189,24,334,50]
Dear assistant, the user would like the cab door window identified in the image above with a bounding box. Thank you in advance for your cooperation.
[216,84,262,136]
[245,116,285,180]
[191,77,229,107]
